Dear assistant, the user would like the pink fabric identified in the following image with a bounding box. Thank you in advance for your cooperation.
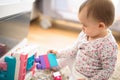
[0,62,7,70]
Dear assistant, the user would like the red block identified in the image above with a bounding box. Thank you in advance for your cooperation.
[52,72,62,80]
[43,55,50,69]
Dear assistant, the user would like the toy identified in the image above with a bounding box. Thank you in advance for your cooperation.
[12,43,37,80]
[35,53,58,70]
[0,56,16,80]
[52,71,62,80]
[0,40,38,80]
[26,55,35,71]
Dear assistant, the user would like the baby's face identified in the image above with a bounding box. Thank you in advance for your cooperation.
[78,7,104,39]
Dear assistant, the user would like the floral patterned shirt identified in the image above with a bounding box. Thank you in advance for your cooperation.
[57,29,118,80]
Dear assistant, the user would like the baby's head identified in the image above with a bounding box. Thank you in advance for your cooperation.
[78,0,115,39]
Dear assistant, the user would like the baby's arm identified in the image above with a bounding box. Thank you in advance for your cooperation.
[56,31,84,58]
[47,41,79,58]
[56,42,78,58]
[89,43,118,80]
[47,31,84,59]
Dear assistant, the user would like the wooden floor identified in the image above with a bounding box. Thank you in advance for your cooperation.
[27,22,80,51]
[27,21,120,52]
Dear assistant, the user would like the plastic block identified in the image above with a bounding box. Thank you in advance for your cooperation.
[13,53,21,80]
[19,54,28,80]
[43,55,50,69]
[36,63,42,69]
[35,57,40,63]
[48,53,58,67]
[52,71,62,80]
[35,53,58,70]
[35,55,47,69]
[0,56,16,80]
[39,56,46,69]
[26,55,35,71]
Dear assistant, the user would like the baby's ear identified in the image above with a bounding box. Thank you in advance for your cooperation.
[98,22,106,29]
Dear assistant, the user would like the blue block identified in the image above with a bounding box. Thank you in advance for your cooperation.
[48,53,58,67]
[0,56,16,80]
[26,55,35,71]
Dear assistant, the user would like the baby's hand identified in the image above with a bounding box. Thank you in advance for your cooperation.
[50,66,60,72]
[47,50,58,55]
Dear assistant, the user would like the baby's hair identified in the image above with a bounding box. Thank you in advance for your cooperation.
[79,0,115,27]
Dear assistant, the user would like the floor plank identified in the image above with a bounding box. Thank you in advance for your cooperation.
[27,23,79,50]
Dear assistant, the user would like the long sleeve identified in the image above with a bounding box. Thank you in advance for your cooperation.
[89,42,118,80]
[56,43,78,58]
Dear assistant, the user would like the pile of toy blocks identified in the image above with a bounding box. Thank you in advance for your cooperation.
[0,40,38,80]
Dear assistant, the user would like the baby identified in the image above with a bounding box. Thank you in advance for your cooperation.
[47,0,118,80]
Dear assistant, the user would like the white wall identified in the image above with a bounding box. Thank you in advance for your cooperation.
[52,0,85,21]
[51,0,120,21]
[112,0,120,19]
[0,0,34,18]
